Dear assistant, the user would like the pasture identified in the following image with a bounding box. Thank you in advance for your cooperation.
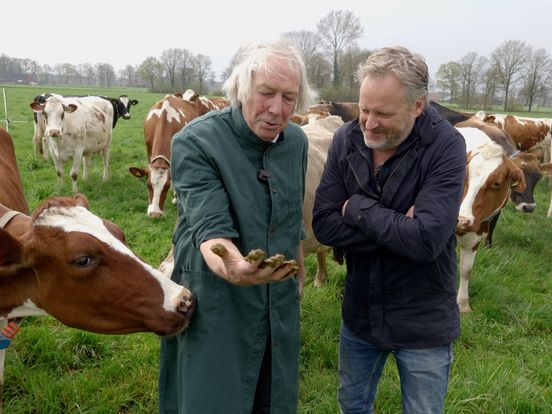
[1,84,551,413]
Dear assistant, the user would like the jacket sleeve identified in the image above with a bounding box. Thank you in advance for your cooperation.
[171,127,239,248]
[312,130,381,252]
[344,130,466,262]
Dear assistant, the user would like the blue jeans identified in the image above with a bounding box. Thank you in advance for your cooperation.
[338,322,453,414]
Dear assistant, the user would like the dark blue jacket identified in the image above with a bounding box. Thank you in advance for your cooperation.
[312,105,466,349]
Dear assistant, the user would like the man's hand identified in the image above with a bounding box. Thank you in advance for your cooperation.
[204,240,299,286]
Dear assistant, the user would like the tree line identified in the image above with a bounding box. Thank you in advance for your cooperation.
[435,40,552,112]
[1,11,550,111]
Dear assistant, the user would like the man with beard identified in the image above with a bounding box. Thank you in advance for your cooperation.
[312,46,466,414]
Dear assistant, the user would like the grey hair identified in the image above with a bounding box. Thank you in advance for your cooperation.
[356,46,429,106]
[223,40,316,114]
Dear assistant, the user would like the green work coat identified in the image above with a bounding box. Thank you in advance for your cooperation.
[158,106,307,414]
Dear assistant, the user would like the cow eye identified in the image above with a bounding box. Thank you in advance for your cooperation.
[71,255,96,268]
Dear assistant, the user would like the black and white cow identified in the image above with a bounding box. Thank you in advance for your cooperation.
[30,95,115,192]
[32,93,138,159]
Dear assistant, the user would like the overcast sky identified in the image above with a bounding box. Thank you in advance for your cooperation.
[2,0,550,82]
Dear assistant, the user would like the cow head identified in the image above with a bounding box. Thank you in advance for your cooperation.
[457,134,526,234]
[509,152,542,213]
[0,194,194,336]
[129,155,172,218]
[117,95,139,119]
[30,97,77,138]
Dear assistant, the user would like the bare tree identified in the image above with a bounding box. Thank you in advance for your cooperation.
[138,56,163,90]
[193,54,212,94]
[307,52,332,91]
[520,47,551,111]
[340,45,371,90]
[491,40,530,111]
[282,30,321,63]
[178,48,195,91]
[317,10,363,87]
[480,66,499,110]
[436,61,461,103]
[458,52,487,109]
[221,45,249,83]
[161,48,183,91]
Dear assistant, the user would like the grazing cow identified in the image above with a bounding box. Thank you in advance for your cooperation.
[129,94,208,218]
[32,94,138,160]
[0,128,195,412]
[456,117,549,246]
[301,116,344,286]
[455,127,526,312]
[30,95,115,192]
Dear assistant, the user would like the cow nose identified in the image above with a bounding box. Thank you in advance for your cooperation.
[457,215,473,231]
[177,290,196,320]
[148,210,164,218]
[49,129,61,137]
[518,203,536,213]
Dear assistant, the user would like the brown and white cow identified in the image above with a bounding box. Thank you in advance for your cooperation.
[455,127,526,313]
[301,116,344,287]
[129,94,228,218]
[182,89,229,115]
[0,127,195,412]
[474,112,552,217]
[30,95,115,192]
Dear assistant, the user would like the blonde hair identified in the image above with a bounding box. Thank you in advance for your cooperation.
[356,46,428,106]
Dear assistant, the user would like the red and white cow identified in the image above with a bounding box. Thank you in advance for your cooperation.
[30,95,115,192]
[182,89,229,115]
[129,94,228,218]
[455,127,526,312]
[0,128,195,412]
[301,115,344,287]
[474,112,552,217]
[32,94,138,160]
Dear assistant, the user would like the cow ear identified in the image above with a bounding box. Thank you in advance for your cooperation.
[129,167,148,178]
[73,193,90,209]
[0,228,24,274]
[30,102,44,113]
[539,162,552,176]
[131,100,139,105]
[509,167,526,192]
[64,104,78,113]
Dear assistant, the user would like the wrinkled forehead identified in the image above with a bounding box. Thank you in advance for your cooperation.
[33,206,133,257]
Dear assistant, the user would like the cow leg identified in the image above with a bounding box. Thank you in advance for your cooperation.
[313,250,328,287]
[50,154,65,188]
[484,212,500,247]
[82,155,91,180]
[457,247,478,313]
[101,145,110,182]
[69,150,83,193]
[159,244,175,277]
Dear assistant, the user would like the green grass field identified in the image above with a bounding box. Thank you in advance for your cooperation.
[1,85,551,413]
